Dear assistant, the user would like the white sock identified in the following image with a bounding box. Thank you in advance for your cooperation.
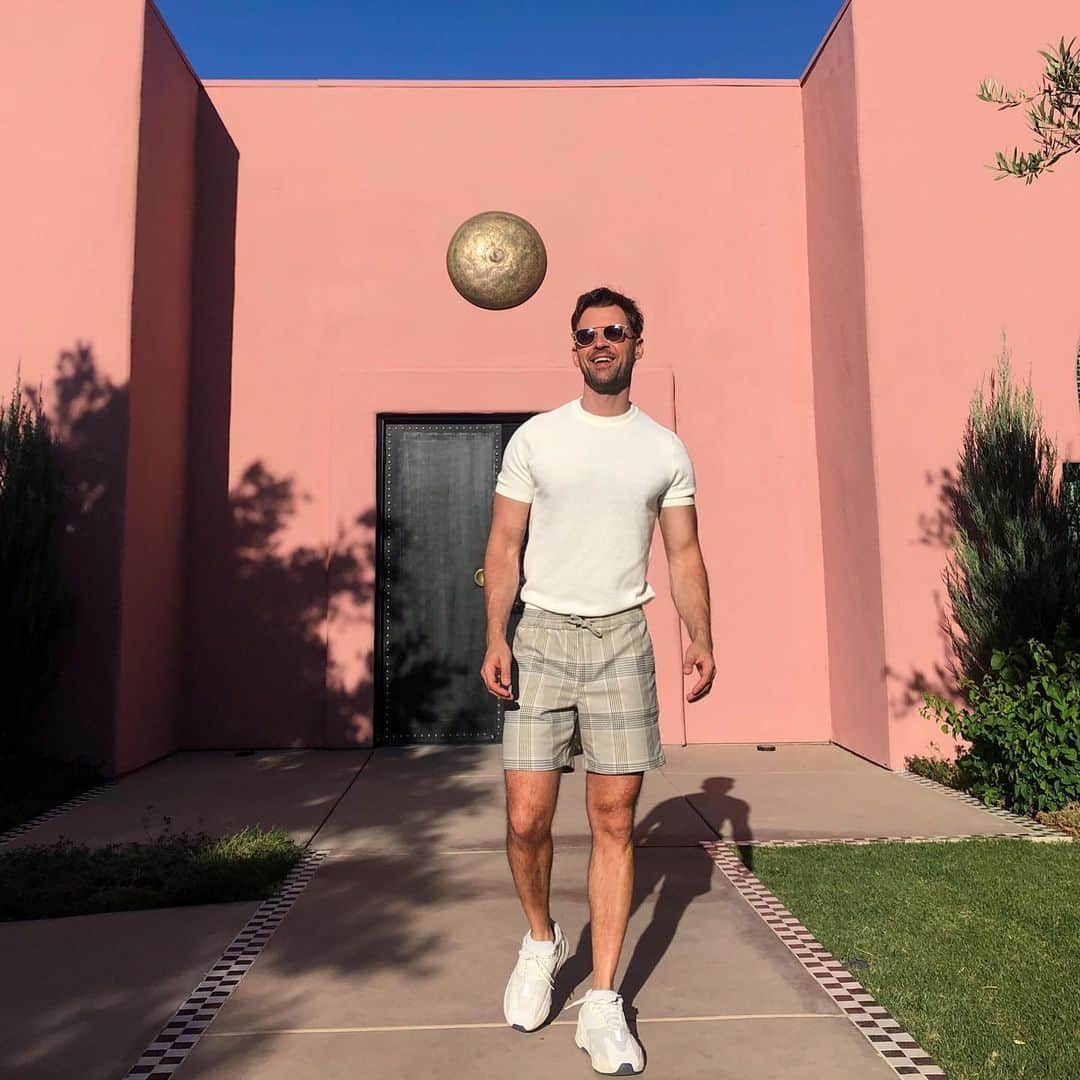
[526,922,557,953]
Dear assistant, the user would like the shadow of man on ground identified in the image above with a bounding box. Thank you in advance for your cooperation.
[551,775,752,1038]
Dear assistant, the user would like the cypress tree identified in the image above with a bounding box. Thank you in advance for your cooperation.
[943,343,1076,683]
[0,380,68,750]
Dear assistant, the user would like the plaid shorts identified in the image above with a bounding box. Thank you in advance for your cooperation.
[502,604,665,774]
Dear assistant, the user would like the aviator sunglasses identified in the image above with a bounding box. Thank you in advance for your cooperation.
[572,323,635,348]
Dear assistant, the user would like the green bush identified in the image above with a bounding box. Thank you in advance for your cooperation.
[922,623,1080,814]
[0,378,68,750]
[942,345,1076,686]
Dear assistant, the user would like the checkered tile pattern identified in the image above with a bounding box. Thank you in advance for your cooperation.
[125,850,326,1078]
[0,781,115,847]
[703,840,948,1079]
[712,832,1068,848]
[898,770,1072,839]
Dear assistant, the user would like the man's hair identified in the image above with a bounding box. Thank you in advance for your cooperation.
[571,286,644,340]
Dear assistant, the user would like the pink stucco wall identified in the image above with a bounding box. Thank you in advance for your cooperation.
[9,0,1076,773]
[114,4,199,773]
[845,0,1080,766]
[0,0,147,771]
[188,78,831,751]
[801,6,890,767]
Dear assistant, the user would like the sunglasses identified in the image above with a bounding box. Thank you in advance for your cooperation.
[572,323,635,348]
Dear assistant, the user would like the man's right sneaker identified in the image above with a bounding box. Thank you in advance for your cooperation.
[503,919,570,1032]
[572,989,644,1074]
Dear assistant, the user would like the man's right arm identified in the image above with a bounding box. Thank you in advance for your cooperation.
[480,493,531,698]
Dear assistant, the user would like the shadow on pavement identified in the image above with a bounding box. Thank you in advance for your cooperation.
[553,774,752,1039]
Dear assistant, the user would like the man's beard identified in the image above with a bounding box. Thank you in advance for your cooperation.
[580,359,632,395]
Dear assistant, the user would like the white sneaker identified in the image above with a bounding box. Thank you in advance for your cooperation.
[503,920,569,1032]
[572,989,644,1075]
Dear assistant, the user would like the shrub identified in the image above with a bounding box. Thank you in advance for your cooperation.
[922,624,1080,814]
[942,345,1077,686]
[0,378,68,750]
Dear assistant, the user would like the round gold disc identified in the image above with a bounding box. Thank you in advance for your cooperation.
[446,211,547,310]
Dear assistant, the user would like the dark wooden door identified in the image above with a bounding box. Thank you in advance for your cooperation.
[376,415,530,744]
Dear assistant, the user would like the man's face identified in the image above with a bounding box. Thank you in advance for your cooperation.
[571,304,643,396]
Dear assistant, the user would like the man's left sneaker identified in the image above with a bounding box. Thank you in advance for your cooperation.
[572,989,644,1075]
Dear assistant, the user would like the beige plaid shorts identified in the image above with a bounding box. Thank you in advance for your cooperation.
[502,604,665,774]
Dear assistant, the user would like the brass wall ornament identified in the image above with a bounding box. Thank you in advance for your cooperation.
[446,211,547,309]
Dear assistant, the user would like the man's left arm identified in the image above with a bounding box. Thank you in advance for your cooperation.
[659,504,716,702]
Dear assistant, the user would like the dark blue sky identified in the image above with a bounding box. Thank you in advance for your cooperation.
[155,1,845,80]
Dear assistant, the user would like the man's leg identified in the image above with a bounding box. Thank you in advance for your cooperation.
[505,767,562,941]
[585,770,643,989]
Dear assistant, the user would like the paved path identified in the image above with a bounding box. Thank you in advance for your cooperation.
[3,742,1058,1078]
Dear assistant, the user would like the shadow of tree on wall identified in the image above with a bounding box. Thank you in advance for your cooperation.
[190,459,368,745]
[225,460,338,742]
[915,466,960,552]
[188,458,467,748]
[325,507,378,740]
[882,466,965,742]
[324,506,467,745]
[23,343,128,770]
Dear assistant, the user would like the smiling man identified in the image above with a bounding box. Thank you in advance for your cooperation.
[480,285,715,1074]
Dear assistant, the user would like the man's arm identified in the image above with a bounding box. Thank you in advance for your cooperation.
[659,504,716,701]
[480,493,531,698]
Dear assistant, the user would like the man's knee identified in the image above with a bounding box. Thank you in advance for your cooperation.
[588,809,634,844]
[507,813,552,847]
[587,790,638,843]
[505,768,559,845]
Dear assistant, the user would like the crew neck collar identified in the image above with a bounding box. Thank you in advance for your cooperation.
[572,398,639,426]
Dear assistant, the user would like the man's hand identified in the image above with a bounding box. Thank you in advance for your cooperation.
[481,640,515,700]
[683,638,715,702]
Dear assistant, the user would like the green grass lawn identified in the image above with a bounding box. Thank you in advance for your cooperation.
[0,827,303,921]
[747,838,1080,1080]
[0,751,104,834]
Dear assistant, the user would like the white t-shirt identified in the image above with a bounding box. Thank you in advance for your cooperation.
[495,398,696,616]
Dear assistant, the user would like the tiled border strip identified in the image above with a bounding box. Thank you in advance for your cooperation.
[715,832,1070,848]
[125,850,326,1078]
[703,840,948,1079]
[897,771,1072,839]
[0,782,116,847]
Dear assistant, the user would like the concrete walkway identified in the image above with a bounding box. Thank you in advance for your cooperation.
[1,742,1050,1078]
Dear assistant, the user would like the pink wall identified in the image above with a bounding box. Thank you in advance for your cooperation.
[189,78,832,750]
[801,7,890,767]
[15,1,1072,771]
[844,0,1080,767]
[0,0,147,771]
[114,4,199,773]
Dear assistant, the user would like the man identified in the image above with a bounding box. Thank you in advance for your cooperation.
[480,286,715,1075]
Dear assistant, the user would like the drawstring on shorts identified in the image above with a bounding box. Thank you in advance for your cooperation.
[565,614,604,638]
